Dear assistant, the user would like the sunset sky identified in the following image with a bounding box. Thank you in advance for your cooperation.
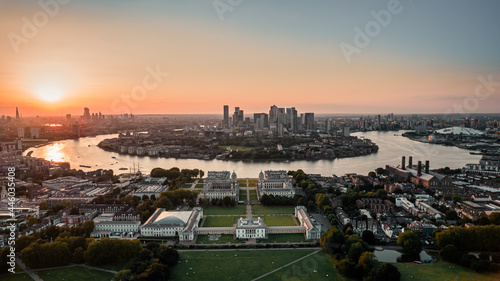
[1,0,499,116]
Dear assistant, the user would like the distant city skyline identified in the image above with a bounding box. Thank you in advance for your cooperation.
[1,0,500,116]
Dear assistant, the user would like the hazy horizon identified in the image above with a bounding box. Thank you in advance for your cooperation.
[2,0,499,116]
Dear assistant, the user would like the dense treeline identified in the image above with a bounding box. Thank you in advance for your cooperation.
[320,225,401,280]
[435,225,500,252]
[320,226,382,280]
[210,196,236,207]
[397,231,422,255]
[260,194,302,206]
[114,242,179,281]
[0,247,13,274]
[289,170,321,211]
[20,241,72,269]
[150,167,204,188]
[435,225,500,272]
[15,221,95,253]
[439,244,492,272]
[13,221,96,269]
[85,238,142,266]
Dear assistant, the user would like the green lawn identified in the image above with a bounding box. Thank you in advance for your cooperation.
[0,273,34,281]
[15,264,24,273]
[203,205,247,215]
[256,250,500,281]
[36,266,115,281]
[93,262,127,272]
[262,215,297,226]
[187,178,197,183]
[248,179,258,187]
[198,179,204,183]
[171,249,317,281]
[260,251,340,281]
[252,205,295,215]
[394,260,500,281]
[203,216,242,227]
[249,190,258,201]
[239,192,247,201]
[195,183,204,188]
[183,183,192,188]
[196,234,239,245]
[258,234,312,243]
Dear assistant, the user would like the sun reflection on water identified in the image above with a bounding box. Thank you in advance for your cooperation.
[42,143,66,162]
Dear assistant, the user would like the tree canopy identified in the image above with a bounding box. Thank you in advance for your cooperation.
[397,231,422,255]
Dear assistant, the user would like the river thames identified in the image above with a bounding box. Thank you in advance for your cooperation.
[24,131,481,178]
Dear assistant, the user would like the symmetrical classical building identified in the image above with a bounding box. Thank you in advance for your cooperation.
[235,217,266,239]
[91,221,141,239]
[257,170,295,199]
[201,171,239,200]
[134,206,320,242]
[295,206,321,240]
[140,207,203,241]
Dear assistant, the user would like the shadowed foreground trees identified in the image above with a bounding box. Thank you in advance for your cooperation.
[114,243,179,281]
[397,231,422,255]
[85,238,142,266]
[374,263,401,281]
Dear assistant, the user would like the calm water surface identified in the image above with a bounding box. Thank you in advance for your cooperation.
[24,131,481,177]
[375,249,434,263]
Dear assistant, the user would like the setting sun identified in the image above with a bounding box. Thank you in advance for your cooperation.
[36,84,64,103]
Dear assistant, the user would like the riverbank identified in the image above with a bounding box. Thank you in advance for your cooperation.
[97,133,379,162]
[24,131,481,177]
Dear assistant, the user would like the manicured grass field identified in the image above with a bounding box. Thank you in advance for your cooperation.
[239,183,246,187]
[258,234,312,243]
[252,205,295,215]
[171,249,317,281]
[36,266,115,281]
[248,179,258,187]
[183,183,192,188]
[187,178,197,183]
[260,251,339,281]
[195,183,204,188]
[262,215,297,226]
[394,260,500,281]
[198,179,204,183]
[237,179,247,186]
[196,234,239,244]
[0,273,34,281]
[93,262,127,272]
[203,205,247,215]
[249,190,258,201]
[203,216,242,227]
[239,192,247,201]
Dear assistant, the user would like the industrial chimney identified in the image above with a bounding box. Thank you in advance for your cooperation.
[402,156,406,170]
[425,160,429,174]
[417,161,422,176]
[409,156,413,168]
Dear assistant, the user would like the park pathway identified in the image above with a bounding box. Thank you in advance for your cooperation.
[15,256,43,281]
[250,249,322,281]
[246,204,252,219]
[15,256,118,281]
[79,264,117,274]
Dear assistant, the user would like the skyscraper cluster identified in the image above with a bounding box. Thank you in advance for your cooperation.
[222,105,315,133]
